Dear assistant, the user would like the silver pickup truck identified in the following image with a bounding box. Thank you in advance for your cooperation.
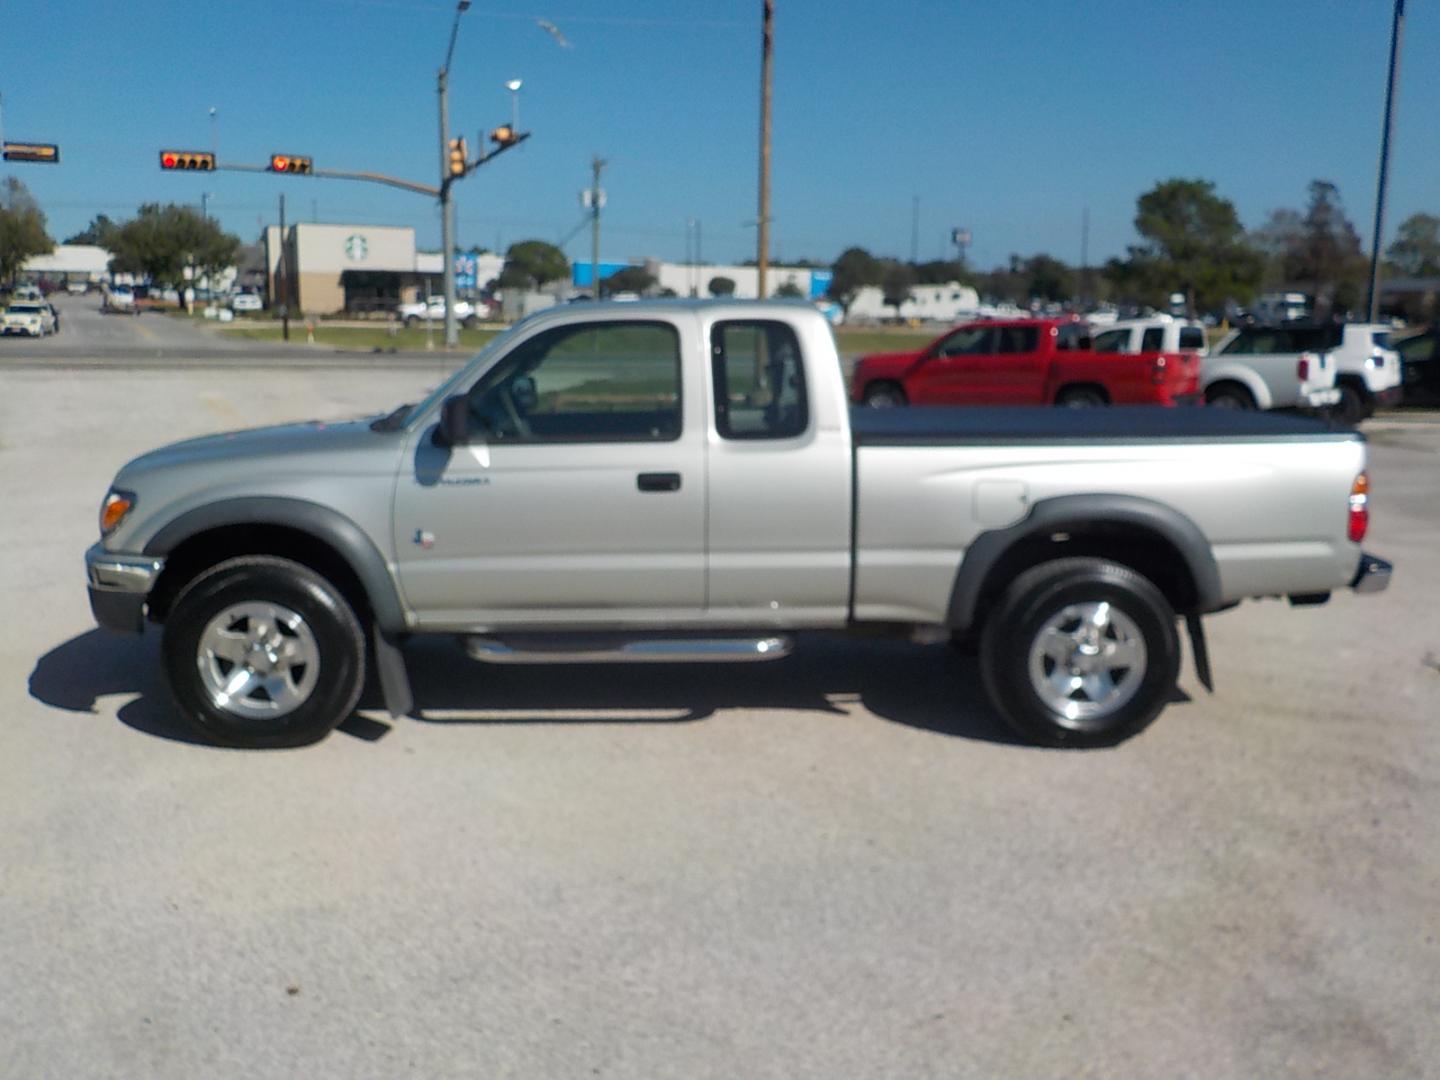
[85,300,1391,749]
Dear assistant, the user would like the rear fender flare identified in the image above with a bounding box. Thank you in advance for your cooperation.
[946,494,1223,631]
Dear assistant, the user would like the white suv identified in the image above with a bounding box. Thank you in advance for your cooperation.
[1092,316,1209,357]
[1321,323,1403,422]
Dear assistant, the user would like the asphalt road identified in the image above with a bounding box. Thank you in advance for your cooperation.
[1,361,1437,1079]
[0,292,448,366]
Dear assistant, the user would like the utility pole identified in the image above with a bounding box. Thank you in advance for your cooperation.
[277,193,290,342]
[1080,206,1091,307]
[438,0,470,348]
[1367,0,1406,324]
[590,156,606,297]
[756,0,774,299]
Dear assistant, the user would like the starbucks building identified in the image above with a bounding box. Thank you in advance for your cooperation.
[263,223,447,315]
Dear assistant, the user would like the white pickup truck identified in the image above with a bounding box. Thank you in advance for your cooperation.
[85,301,1391,750]
[398,294,478,329]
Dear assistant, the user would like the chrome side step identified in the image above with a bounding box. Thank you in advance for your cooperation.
[463,633,794,665]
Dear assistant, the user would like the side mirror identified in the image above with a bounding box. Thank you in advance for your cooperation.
[434,394,470,446]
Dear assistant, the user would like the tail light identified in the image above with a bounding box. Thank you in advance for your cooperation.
[1151,355,1168,383]
[1297,355,1310,382]
[1348,471,1369,543]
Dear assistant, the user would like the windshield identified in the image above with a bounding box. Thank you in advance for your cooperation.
[398,320,530,429]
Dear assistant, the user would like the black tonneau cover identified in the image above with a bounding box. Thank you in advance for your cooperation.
[850,406,1359,446]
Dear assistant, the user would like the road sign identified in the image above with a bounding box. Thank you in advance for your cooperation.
[454,254,478,290]
[2,142,59,163]
[580,189,606,210]
[951,227,972,247]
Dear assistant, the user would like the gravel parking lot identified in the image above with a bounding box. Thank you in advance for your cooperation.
[2,363,1437,1078]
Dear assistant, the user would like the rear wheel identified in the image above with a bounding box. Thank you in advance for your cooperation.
[404,315,419,329]
[1055,386,1107,408]
[862,381,907,408]
[979,558,1180,747]
[1205,383,1256,410]
[1332,381,1371,425]
[162,556,365,748]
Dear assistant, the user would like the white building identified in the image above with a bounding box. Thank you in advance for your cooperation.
[22,244,111,286]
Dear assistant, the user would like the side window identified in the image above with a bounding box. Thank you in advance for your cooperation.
[935,326,998,356]
[1092,329,1129,353]
[711,320,808,440]
[466,320,681,443]
[1178,327,1205,351]
[1055,323,1091,350]
[997,326,1039,354]
[1141,328,1164,351]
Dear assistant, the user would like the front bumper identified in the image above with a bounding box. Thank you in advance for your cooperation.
[86,544,165,633]
[1350,552,1392,594]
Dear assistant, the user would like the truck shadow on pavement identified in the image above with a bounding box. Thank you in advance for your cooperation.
[29,629,1032,748]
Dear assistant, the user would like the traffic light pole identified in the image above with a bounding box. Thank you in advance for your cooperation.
[438,65,459,348]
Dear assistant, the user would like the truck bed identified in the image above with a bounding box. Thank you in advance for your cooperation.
[850,405,1357,445]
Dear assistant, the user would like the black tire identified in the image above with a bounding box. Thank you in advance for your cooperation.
[1205,383,1255,410]
[462,315,478,330]
[404,315,419,329]
[1055,386,1107,408]
[161,556,366,748]
[1332,381,1370,425]
[978,557,1180,748]
[862,381,907,408]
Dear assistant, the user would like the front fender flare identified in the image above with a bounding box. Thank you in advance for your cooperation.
[142,496,407,632]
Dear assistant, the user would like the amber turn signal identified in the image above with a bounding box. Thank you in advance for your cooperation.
[100,491,135,536]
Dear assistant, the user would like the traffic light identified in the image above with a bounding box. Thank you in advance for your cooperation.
[489,125,519,148]
[447,137,468,177]
[159,150,215,171]
[269,154,314,175]
[2,142,59,164]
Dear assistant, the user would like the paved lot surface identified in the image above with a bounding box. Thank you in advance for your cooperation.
[1,362,1437,1079]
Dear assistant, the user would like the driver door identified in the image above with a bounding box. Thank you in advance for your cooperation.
[392,317,707,628]
[905,325,999,404]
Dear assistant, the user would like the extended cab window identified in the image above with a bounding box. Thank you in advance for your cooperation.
[1092,329,1128,353]
[997,326,1038,353]
[466,320,681,442]
[934,326,997,356]
[711,320,808,440]
[1141,328,1164,351]
[1179,327,1205,351]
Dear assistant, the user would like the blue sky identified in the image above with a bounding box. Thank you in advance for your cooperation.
[3,1,1435,270]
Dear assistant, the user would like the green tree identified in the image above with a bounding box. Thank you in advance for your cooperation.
[1387,212,1440,278]
[601,265,656,296]
[1113,178,1261,314]
[827,247,882,312]
[107,204,240,301]
[0,177,55,286]
[707,275,736,296]
[497,239,569,290]
[1022,253,1072,302]
[1285,181,1367,318]
[881,261,917,317]
[65,213,119,248]
[774,280,804,298]
[913,258,969,285]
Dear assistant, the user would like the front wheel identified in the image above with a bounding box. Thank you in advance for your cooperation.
[979,558,1180,747]
[861,381,907,408]
[162,556,366,748]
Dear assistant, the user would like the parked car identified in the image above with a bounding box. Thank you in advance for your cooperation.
[1307,323,1403,422]
[1395,327,1440,404]
[1091,316,1208,357]
[84,300,1389,750]
[2,302,57,337]
[230,292,263,313]
[851,317,1199,407]
[65,281,89,295]
[1206,326,1341,412]
[398,294,478,329]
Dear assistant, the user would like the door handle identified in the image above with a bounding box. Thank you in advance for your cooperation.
[637,472,682,492]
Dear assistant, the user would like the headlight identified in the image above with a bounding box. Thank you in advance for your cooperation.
[99,490,137,536]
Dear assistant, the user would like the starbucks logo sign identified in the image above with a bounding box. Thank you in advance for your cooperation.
[344,234,369,261]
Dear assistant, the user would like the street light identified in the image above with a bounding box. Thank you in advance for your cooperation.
[437,0,470,347]
[505,78,523,133]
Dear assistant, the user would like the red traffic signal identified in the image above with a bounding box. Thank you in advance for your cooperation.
[159,149,215,171]
[269,154,314,175]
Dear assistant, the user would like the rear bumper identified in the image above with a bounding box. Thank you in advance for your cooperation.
[1305,387,1343,408]
[1350,552,1392,594]
[86,544,164,634]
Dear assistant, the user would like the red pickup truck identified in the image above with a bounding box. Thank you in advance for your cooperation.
[851,318,1199,407]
